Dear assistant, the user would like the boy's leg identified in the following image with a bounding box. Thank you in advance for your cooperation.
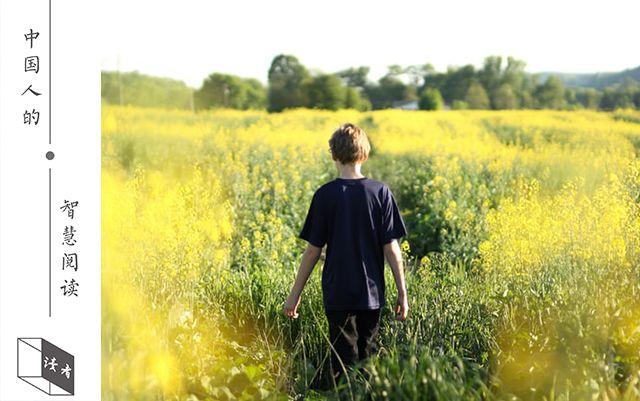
[355,308,381,361]
[325,310,358,380]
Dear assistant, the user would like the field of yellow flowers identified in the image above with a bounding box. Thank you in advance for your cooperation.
[102,105,640,401]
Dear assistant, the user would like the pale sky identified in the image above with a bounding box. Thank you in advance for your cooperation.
[99,0,640,88]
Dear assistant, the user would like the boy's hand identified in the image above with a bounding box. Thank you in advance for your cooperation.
[395,294,409,321]
[283,293,301,319]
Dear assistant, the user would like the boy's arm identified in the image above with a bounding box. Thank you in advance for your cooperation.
[283,243,323,318]
[383,239,408,320]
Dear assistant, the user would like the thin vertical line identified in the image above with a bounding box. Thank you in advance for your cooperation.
[49,169,51,317]
[49,0,51,145]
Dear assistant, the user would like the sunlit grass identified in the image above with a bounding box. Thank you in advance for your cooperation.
[102,105,640,400]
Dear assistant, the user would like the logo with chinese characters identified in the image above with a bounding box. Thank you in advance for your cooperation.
[17,338,74,396]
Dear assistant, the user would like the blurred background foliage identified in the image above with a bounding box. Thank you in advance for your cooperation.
[102,55,640,113]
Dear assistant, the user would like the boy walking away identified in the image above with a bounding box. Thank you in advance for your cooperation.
[283,122,409,382]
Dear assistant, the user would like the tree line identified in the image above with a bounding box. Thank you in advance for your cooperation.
[102,55,640,112]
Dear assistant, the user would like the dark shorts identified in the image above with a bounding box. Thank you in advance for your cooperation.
[325,308,381,377]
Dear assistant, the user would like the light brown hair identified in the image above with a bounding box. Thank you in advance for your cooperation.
[328,123,370,164]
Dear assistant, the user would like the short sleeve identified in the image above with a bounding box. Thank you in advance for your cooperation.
[382,186,407,244]
[298,190,328,247]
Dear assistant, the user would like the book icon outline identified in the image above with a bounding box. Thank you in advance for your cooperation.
[17,337,74,396]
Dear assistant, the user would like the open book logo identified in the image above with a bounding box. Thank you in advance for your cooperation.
[17,338,74,396]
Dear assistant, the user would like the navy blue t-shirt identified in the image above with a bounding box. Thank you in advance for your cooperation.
[298,177,408,311]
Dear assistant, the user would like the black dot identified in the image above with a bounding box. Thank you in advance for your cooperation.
[46,151,55,160]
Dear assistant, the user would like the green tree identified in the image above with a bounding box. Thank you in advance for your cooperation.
[101,71,193,109]
[493,83,518,109]
[267,54,311,112]
[517,74,537,108]
[244,78,267,109]
[386,64,405,77]
[422,72,448,97]
[418,87,444,110]
[564,88,579,109]
[305,74,346,110]
[365,74,412,109]
[500,57,527,108]
[479,55,503,100]
[464,81,490,109]
[576,88,602,109]
[534,76,565,109]
[344,87,371,111]
[502,57,527,90]
[440,65,476,104]
[404,63,435,87]
[337,66,370,89]
[600,86,635,110]
[194,73,266,110]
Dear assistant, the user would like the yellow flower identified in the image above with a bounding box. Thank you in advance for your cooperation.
[420,255,431,268]
[401,240,410,252]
